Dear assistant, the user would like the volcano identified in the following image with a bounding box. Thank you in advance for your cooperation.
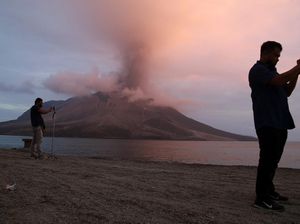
[0,92,254,140]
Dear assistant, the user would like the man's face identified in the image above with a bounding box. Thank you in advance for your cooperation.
[37,100,43,107]
[266,48,281,66]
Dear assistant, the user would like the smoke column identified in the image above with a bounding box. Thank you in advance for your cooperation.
[45,0,194,100]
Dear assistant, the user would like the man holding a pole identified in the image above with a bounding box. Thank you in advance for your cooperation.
[30,98,54,159]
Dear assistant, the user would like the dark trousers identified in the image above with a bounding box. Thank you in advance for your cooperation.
[255,127,287,200]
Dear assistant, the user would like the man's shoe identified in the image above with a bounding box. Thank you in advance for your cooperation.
[254,199,285,211]
[30,154,38,159]
[270,192,289,201]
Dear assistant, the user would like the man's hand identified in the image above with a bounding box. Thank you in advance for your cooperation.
[48,107,55,113]
[296,60,300,74]
[271,62,300,85]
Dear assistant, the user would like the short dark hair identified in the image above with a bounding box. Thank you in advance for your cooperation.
[260,41,282,55]
[34,98,43,105]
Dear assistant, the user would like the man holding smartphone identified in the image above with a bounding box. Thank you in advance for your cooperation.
[249,41,300,211]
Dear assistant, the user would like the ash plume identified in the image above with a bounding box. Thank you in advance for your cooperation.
[44,0,196,104]
[118,41,150,90]
[44,69,118,96]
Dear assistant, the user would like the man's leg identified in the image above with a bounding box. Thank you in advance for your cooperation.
[35,126,43,158]
[269,129,287,197]
[254,127,286,210]
[30,127,37,157]
[256,127,282,200]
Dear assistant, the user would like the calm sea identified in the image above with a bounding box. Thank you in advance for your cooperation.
[1,135,299,169]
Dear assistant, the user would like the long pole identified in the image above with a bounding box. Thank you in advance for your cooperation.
[51,107,56,157]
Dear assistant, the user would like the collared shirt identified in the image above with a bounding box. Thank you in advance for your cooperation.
[248,61,295,130]
[30,105,45,128]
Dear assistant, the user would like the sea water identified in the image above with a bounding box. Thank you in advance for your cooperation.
[0,135,299,169]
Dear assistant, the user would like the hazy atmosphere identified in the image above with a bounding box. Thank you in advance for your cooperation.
[1,0,300,140]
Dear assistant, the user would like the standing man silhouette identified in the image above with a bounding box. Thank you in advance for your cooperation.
[249,41,300,211]
[30,98,53,159]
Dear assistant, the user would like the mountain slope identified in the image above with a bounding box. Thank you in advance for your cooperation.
[0,92,255,140]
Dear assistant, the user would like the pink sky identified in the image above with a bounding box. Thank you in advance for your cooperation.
[1,0,300,139]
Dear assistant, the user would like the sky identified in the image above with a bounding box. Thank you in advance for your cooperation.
[1,0,300,140]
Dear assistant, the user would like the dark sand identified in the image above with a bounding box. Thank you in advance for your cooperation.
[0,149,299,224]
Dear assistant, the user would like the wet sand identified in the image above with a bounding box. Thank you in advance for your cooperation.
[0,148,299,224]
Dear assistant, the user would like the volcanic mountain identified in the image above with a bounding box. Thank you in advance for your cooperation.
[0,92,254,140]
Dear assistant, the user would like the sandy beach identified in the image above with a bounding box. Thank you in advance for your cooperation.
[0,149,299,224]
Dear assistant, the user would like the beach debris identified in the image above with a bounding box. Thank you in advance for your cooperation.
[6,183,16,191]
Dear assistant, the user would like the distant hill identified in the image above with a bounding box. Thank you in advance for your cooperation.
[0,92,255,141]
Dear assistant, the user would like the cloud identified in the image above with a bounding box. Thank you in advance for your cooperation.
[0,103,29,111]
[0,81,35,94]
[43,68,118,96]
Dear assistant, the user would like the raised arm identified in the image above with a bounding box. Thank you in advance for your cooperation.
[270,62,300,86]
[286,76,298,97]
[38,107,53,114]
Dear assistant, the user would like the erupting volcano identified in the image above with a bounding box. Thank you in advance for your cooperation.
[0,91,254,140]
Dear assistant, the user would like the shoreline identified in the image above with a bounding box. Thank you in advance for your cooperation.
[2,146,300,170]
[1,148,299,223]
